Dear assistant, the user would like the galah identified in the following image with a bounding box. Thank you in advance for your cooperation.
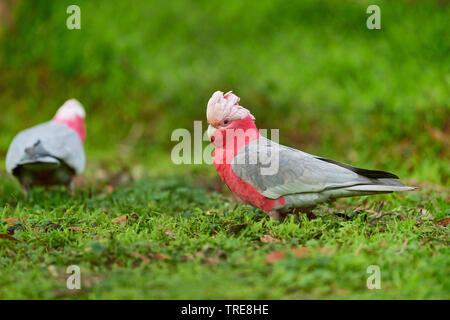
[206,91,415,221]
[5,99,86,192]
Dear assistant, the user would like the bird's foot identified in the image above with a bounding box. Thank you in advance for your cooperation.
[268,211,300,222]
[66,180,76,197]
[268,206,317,222]
[291,207,317,220]
[21,184,30,199]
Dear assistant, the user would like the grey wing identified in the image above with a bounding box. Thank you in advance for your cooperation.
[6,121,85,174]
[231,136,389,199]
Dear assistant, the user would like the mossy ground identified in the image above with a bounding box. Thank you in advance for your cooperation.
[0,173,448,299]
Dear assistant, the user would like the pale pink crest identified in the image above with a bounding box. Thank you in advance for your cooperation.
[54,99,85,120]
[206,91,254,127]
[52,99,86,142]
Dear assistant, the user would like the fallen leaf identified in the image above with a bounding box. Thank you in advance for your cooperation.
[5,248,16,257]
[260,234,280,243]
[291,247,309,257]
[128,252,150,263]
[182,254,195,261]
[265,250,285,264]
[155,253,167,260]
[419,208,434,220]
[203,256,219,264]
[425,124,450,145]
[67,226,82,231]
[112,215,128,225]
[73,175,89,188]
[194,244,211,259]
[67,226,89,232]
[0,234,18,241]
[210,225,219,234]
[3,218,18,227]
[165,229,176,239]
[333,286,349,295]
[317,247,333,254]
[227,223,248,235]
[47,265,58,277]
[437,217,450,227]
[129,213,139,219]
[105,185,114,195]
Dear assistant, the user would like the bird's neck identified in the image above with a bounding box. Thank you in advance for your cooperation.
[213,115,260,166]
[52,115,86,143]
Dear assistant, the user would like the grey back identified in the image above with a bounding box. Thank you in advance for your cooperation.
[231,136,373,199]
[6,121,85,174]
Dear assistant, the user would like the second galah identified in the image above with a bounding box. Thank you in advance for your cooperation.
[206,91,415,221]
[5,99,86,192]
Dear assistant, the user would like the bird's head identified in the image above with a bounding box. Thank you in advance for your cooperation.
[206,91,258,148]
[53,99,86,142]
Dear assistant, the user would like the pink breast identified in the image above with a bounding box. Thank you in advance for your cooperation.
[215,162,285,213]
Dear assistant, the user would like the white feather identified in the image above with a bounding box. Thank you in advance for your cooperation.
[344,185,416,192]
[54,99,85,119]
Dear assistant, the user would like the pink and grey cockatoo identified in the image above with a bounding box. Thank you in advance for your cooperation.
[206,91,415,221]
[6,99,86,192]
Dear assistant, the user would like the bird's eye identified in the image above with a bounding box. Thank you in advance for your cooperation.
[221,119,230,126]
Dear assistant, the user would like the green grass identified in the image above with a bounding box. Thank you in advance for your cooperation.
[0,0,449,299]
[0,174,448,299]
[1,0,449,184]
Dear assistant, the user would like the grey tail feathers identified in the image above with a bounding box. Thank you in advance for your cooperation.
[316,157,399,179]
[346,178,416,192]
[315,157,416,192]
[345,184,416,192]
[18,140,60,165]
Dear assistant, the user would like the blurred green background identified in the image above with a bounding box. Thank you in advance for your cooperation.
[0,0,449,185]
